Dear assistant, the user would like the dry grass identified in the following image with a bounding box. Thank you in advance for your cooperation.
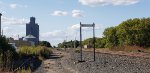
[143,48,150,53]
[83,46,150,58]
[110,45,145,52]
[16,67,31,73]
[75,48,80,53]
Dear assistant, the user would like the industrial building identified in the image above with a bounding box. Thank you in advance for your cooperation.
[25,17,39,45]
[9,17,40,47]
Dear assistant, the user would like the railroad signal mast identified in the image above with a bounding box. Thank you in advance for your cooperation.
[80,22,96,62]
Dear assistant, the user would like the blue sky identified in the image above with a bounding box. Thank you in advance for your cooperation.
[0,0,150,46]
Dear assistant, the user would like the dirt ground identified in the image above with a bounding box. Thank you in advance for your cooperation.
[34,49,78,73]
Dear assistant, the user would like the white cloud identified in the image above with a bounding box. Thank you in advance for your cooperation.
[0,1,28,9]
[40,30,67,46]
[79,0,140,7]
[9,3,28,9]
[51,11,68,16]
[10,4,17,9]
[2,26,25,40]
[3,27,13,32]
[72,10,84,18]
[51,10,84,18]
[41,30,66,38]
[71,24,80,30]
[2,16,28,25]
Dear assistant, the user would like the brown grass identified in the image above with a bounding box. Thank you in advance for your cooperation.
[110,45,145,52]
[83,46,150,58]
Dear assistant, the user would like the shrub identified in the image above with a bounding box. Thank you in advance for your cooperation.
[18,46,53,59]
[0,36,19,70]
[75,49,80,53]
[103,18,150,48]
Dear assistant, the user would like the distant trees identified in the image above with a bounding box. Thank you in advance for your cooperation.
[83,38,105,48]
[58,40,79,48]
[57,18,150,48]
[57,38,106,48]
[39,41,52,47]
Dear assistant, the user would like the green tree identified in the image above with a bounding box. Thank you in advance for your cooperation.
[116,18,150,47]
[39,41,52,47]
[58,40,79,48]
[95,37,106,48]
[0,36,18,69]
[83,37,105,48]
[103,27,118,48]
[102,18,150,48]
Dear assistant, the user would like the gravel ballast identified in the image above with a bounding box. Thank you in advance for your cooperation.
[64,50,150,73]
[35,49,150,73]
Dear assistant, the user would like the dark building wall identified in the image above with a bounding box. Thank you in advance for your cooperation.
[26,17,39,44]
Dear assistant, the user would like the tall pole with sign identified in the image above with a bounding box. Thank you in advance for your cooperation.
[80,22,96,62]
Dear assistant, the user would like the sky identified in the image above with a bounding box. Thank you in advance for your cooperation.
[0,0,150,46]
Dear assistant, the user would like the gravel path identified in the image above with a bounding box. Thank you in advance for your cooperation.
[34,50,78,73]
[35,49,150,73]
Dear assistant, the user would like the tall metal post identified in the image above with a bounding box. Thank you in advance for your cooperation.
[93,23,96,61]
[80,22,83,61]
[0,13,2,36]
[79,22,96,62]
[74,37,76,48]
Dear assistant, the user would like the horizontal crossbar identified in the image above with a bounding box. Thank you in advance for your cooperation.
[80,24,95,27]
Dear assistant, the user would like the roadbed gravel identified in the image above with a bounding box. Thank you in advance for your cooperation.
[35,49,150,73]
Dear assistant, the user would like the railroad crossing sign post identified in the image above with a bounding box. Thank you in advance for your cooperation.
[80,22,96,62]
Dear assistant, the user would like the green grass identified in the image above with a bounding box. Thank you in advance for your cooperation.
[16,67,31,73]
[12,46,53,72]
[18,46,53,60]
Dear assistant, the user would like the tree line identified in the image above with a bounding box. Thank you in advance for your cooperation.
[58,40,80,48]
[104,18,150,48]
[58,18,150,48]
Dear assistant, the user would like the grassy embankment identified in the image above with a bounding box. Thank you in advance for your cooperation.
[0,46,53,73]
[16,46,53,73]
